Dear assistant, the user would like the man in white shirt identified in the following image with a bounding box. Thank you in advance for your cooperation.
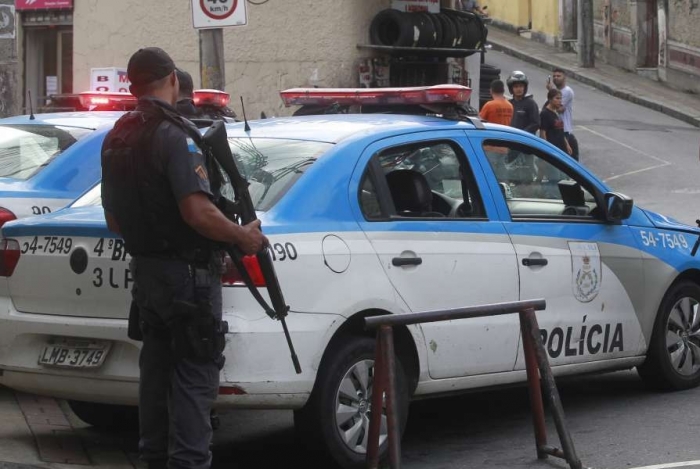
[547,68,579,161]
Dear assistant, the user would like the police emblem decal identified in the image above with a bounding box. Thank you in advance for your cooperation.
[569,242,601,303]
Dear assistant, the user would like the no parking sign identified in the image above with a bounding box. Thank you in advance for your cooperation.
[191,0,247,29]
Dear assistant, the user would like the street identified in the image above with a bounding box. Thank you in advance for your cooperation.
[1,49,700,469]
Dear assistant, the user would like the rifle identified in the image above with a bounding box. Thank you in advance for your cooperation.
[201,120,302,374]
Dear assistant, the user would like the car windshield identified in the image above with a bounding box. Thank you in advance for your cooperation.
[71,138,332,211]
[0,124,93,180]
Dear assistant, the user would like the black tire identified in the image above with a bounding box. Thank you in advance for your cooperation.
[426,13,443,49]
[412,12,436,47]
[638,281,700,391]
[68,401,139,431]
[294,336,410,469]
[369,9,414,47]
[436,13,456,48]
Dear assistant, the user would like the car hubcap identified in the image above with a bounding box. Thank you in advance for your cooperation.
[666,296,700,376]
[334,359,387,454]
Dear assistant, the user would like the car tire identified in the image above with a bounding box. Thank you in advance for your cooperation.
[68,400,139,431]
[369,9,415,47]
[638,281,700,391]
[294,336,410,469]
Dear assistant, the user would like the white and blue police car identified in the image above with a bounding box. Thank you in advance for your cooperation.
[0,90,233,225]
[0,85,698,468]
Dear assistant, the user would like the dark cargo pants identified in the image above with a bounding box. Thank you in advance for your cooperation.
[131,256,223,469]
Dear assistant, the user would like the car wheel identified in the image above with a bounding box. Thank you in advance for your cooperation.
[67,400,139,431]
[294,336,410,469]
[638,281,700,390]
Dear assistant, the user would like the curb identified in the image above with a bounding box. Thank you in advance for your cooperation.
[487,39,700,128]
[0,463,45,469]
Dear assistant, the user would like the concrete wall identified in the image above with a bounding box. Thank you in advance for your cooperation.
[485,0,530,30]
[74,0,390,117]
[0,0,19,117]
[531,0,559,45]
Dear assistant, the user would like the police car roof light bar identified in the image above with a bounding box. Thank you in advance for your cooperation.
[280,84,472,108]
[193,89,231,108]
[78,91,138,110]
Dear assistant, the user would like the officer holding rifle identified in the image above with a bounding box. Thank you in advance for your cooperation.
[100,47,266,469]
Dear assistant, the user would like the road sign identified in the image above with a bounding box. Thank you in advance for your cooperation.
[192,0,247,29]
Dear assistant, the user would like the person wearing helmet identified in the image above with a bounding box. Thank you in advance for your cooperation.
[507,71,540,134]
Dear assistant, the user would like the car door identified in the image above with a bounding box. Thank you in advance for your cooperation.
[475,136,646,369]
[351,131,521,379]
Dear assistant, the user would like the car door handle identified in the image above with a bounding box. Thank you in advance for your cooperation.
[392,257,423,267]
[522,258,548,267]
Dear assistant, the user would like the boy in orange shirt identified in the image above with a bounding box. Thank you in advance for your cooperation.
[479,79,514,125]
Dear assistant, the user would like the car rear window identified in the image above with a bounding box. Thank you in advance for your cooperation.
[71,138,332,211]
[0,124,92,180]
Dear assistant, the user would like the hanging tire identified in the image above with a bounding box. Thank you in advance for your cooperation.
[294,336,410,469]
[369,9,415,47]
[638,281,700,391]
[68,401,139,431]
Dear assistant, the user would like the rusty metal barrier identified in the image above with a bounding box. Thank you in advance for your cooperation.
[364,299,584,469]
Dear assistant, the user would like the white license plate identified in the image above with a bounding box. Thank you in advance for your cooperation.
[38,339,111,368]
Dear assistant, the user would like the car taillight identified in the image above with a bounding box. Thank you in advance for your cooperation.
[0,208,16,228]
[193,89,231,108]
[222,255,266,287]
[0,239,20,277]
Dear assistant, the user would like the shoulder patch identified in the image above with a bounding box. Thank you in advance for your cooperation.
[186,138,199,153]
[194,164,209,181]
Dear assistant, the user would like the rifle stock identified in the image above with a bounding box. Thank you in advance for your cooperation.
[202,121,301,374]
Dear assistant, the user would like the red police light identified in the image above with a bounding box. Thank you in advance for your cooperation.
[0,239,21,277]
[78,92,138,111]
[280,84,472,107]
[193,89,230,108]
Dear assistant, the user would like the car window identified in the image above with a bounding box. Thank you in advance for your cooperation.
[360,140,485,220]
[482,140,603,220]
[0,125,92,180]
[72,138,333,211]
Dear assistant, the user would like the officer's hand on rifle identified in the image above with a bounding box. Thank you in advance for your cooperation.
[236,219,268,255]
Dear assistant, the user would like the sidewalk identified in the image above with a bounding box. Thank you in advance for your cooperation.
[486,27,700,128]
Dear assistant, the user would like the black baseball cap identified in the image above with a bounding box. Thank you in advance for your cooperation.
[176,69,194,96]
[127,47,176,87]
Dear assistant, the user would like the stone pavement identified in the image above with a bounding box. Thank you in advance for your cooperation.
[486,27,700,128]
[0,386,137,469]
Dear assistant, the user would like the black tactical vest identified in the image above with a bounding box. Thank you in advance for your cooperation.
[101,100,221,258]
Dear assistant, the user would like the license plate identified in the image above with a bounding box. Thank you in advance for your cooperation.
[38,338,111,368]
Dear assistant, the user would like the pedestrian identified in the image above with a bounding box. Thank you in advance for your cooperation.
[458,0,486,15]
[479,79,513,125]
[101,47,267,469]
[507,71,540,134]
[175,68,200,119]
[547,68,579,161]
[540,88,573,156]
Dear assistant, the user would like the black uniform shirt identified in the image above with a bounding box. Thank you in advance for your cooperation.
[102,97,216,255]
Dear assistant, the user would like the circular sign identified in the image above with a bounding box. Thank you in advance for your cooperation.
[200,0,238,20]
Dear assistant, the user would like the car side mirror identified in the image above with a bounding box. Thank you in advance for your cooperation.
[605,192,633,222]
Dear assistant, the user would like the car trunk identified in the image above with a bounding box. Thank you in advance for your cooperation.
[4,209,131,319]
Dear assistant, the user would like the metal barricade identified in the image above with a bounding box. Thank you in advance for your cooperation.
[364,299,584,469]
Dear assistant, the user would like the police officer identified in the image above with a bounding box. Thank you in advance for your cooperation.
[101,47,267,469]
[175,69,200,119]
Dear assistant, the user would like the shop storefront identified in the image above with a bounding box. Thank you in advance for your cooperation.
[15,0,73,110]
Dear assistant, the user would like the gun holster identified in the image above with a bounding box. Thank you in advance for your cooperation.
[127,300,144,341]
[171,299,228,368]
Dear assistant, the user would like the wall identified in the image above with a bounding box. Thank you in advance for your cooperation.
[74,0,390,117]
[531,0,559,45]
[666,0,700,86]
[484,0,530,31]
[593,0,636,71]
[0,0,19,117]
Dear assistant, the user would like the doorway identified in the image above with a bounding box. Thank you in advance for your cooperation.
[643,0,659,67]
[24,26,73,110]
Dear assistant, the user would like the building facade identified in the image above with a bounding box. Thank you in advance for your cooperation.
[486,0,700,95]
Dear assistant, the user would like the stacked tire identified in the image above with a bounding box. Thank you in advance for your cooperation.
[369,9,487,54]
[479,63,501,110]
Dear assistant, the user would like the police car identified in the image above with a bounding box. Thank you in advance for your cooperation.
[0,90,234,225]
[0,85,699,469]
